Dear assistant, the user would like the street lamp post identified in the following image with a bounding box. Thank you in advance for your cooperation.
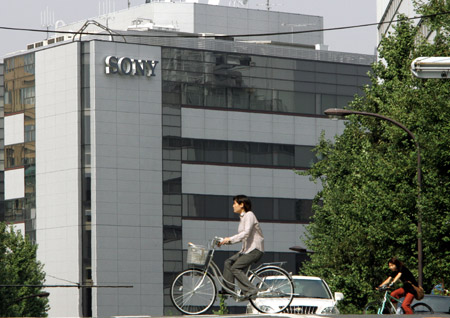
[324,108,423,287]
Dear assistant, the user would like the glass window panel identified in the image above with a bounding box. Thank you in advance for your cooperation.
[4,198,25,222]
[162,126,181,137]
[277,199,296,221]
[336,63,358,75]
[316,72,337,84]
[229,87,249,109]
[83,112,91,145]
[358,65,371,76]
[5,144,24,168]
[295,60,315,71]
[337,74,357,85]
[81,88,90,109]
[24,142,35,166]
[81,64,90,87]
[205,195,229,218]
[229,141,249,165]
[83,173,91,203]
[204,140,227,163]
[358,76,371,87]
[294,92,315,114]
[162,92,181,105]
[25,125,35,142]
[250,143,272,166]
[273,90,294,113]
[205,86,226,108]
[182,139,204,161]
[182,84,204,106]
[163,177,181,194]
[316,62,336,73]
[164,136,182,148]
[295,145,316,168]
[272,58,295,69]
[252,197,273,220]
[337,85,358,96]
[249,88,272,111]
[273,144,295,167]
[296,199,313,222]
[162,81,181,93]
[82,145,91,167]
[183,194,205,217]
[337,95,354,108]
[321,94,337,113]
[25,171,35,196]
[294,70,315,82]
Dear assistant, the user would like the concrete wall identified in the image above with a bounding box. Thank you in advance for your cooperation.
[35,42,82,317]
[90,41,164,317]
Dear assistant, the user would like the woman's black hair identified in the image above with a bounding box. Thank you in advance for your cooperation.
[388,257,404,270]
[233,194,252,212]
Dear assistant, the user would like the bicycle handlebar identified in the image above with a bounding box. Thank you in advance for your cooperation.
[377,285,391,292]
[212,236,224,246]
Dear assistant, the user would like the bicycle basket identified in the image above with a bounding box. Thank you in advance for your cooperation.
[187,245,208,266]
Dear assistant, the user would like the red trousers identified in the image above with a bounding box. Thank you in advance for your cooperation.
[391,287,415,314]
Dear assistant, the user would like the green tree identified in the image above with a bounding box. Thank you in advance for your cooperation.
[0,223,49,317]
[299,5,450,314]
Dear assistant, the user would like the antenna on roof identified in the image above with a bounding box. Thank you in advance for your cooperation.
[41,7,55,40]
[98,0,116,28]
[256,0,280,11]
[229,0,248,7]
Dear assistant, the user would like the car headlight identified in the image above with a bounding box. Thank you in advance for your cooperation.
[320,306,340,315]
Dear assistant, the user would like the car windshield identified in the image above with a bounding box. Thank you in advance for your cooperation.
[293,279,331,299]
[265,277,331,299]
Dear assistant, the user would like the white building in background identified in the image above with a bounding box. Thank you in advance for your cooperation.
[377,0,433,48]
[1,1,374,317]
[57,1,324,48]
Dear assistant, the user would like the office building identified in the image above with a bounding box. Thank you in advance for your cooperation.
[377,0,432,48]
[1,2,374,316]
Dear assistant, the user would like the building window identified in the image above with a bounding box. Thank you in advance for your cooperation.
[180,138,317,169]
[183,194,313,223]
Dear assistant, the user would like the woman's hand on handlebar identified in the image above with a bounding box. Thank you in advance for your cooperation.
[218,237,231,246]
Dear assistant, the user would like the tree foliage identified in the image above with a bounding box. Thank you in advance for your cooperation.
[300,4,450,314]
[0,223,49,317]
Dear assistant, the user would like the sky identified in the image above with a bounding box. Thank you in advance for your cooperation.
[0,0,377,60]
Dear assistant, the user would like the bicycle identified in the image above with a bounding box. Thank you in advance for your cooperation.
[364,286,434,314]
[170,236,294,315]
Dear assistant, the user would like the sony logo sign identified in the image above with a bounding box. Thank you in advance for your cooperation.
[105,56,159,77]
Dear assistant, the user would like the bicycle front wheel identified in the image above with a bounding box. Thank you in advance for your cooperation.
[364,301,395,314]
[412,302,434,314]
[249,266,294,313]
[364,301,382,314]
[170,268,216,315]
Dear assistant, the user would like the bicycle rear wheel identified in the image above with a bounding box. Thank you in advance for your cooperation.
[412,302,434,314]
[249,266,294,313]
[170,268,216,315]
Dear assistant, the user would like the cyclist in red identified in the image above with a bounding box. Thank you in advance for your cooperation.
[378,257,418,314]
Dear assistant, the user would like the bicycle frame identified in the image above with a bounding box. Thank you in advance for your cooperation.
[172,237,295,315]
[192,238,242,297]
[191,237,288,297]
[377,290,397,314]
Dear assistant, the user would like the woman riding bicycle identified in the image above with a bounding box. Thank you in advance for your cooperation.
[218,195,264,300]
[378,257,418,314]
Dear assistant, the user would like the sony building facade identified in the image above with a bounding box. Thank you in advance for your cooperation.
[1,3,374,317]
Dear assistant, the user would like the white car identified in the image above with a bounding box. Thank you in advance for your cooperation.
[247,275,344,315]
